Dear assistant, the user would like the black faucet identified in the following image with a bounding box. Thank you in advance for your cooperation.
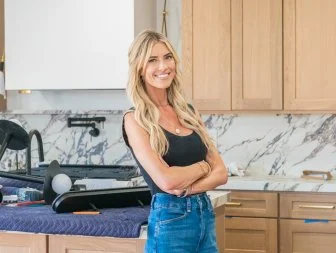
[26,129,45,175]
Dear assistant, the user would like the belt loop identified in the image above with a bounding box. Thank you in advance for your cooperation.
[150,194,156,209]
[204,194,212,211]
[186,197,191,212]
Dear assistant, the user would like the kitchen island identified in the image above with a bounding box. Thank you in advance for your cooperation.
[217,176,336,253]
[0,190,229,253]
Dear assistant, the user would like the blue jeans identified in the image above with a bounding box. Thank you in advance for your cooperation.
[145,192,219,253]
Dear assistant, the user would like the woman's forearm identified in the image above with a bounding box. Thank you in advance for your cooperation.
[158,160,211,192]
[190,167,228,194]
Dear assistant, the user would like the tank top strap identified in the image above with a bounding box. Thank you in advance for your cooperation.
[122,107,135,147]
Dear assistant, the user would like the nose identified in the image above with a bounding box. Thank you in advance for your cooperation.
[158,59,168,70]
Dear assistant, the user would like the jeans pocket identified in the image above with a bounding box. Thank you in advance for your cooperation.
[158,207,188,226]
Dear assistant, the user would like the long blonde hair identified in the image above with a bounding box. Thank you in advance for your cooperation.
[127,30,214,156]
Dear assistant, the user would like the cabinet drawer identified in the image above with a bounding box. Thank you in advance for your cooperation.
[225,191,278,218]
[225,217,278,253]
[280,192,336,220]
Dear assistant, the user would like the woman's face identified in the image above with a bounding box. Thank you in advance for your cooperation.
[142,42,176,90]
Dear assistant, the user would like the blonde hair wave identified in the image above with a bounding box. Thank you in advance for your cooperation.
[127,30,214,156]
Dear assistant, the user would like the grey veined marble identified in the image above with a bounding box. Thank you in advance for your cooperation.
[1,111,336,178]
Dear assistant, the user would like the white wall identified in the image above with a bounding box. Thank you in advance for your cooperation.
[6,0,182,111]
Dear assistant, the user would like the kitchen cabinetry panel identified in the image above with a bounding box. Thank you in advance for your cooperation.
[225,191,278,218]
[280,219,336,253]
[182,0,282,112]
[284,0,336,110]
[280,192,336,220]
[182,0,231,111]
[232,0,282,110]
[225,217,277,253]
[0,233,47,253]
[224,191,278,253]
[49,235,145,253]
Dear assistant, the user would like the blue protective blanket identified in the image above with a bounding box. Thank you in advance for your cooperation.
[0,205,150,238]
[0,177,43,190]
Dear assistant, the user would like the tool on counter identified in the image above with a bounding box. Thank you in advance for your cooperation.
[301,170,333,180]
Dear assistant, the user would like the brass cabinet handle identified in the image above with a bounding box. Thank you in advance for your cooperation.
[225,202,242,207]
[298,205,335,209]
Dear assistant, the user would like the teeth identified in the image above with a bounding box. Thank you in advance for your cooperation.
[157,73,169,78]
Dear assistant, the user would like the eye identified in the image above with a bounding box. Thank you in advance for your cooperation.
[166,55,173,60]
[148,58,157,63]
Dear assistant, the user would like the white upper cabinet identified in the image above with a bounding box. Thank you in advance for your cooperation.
[4,0,156,90]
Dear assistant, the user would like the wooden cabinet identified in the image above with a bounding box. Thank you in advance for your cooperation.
[0,232,47,253]
[182,0,282,111]
[182,0,231,111]
[284,0,336,110]
[222,191,336,253]
[225,217,277,253]
[280,220,336,253]
[224,191,278,253]
[280,192,336,253]
[231,0,282,110]
[183,0,336,112]
[280,192,336,220]
[49,235,146,253]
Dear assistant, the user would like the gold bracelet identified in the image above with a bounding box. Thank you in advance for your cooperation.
[197,161,207,177]
[203,161,212,177]
[198,161,211,177]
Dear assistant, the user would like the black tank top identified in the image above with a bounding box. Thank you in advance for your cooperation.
[122,111,207,195]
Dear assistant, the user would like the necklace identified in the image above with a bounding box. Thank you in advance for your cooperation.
[160,118,181,135]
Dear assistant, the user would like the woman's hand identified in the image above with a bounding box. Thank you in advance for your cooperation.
[165,189,185,196]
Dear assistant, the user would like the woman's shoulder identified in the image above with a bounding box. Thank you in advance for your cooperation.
[123,107,136,125]
[123,107,135,114]
[122,107,144,147]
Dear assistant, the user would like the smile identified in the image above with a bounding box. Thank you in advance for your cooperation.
[155,73,170,79]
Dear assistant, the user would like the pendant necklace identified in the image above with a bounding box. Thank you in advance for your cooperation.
[160,118,181,135]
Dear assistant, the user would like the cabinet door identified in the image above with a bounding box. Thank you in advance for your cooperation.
[280,219,336,253]
[182,0,231,111]
[284,0,336,110]
[225,217,277,253]
[49,235,146,253]
[0,233,47,253]
[232,0,282,110]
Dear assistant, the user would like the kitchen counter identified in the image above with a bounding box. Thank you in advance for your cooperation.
[217,176,336,192]
[0,190,230,253]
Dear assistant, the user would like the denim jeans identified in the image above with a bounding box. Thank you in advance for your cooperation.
[145,192,219,253]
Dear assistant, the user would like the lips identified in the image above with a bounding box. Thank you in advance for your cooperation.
[155,72,170,80]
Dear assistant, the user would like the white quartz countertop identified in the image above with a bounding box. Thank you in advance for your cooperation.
[216,176,336,192]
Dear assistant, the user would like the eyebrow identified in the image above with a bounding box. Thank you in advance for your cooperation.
[149,53,173,59]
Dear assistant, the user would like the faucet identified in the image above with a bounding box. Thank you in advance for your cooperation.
[26,129,45,175]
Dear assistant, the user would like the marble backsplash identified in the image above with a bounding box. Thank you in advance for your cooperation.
[1,111,336,178]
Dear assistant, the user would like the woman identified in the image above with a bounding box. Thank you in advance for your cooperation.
[122,30,228,253]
